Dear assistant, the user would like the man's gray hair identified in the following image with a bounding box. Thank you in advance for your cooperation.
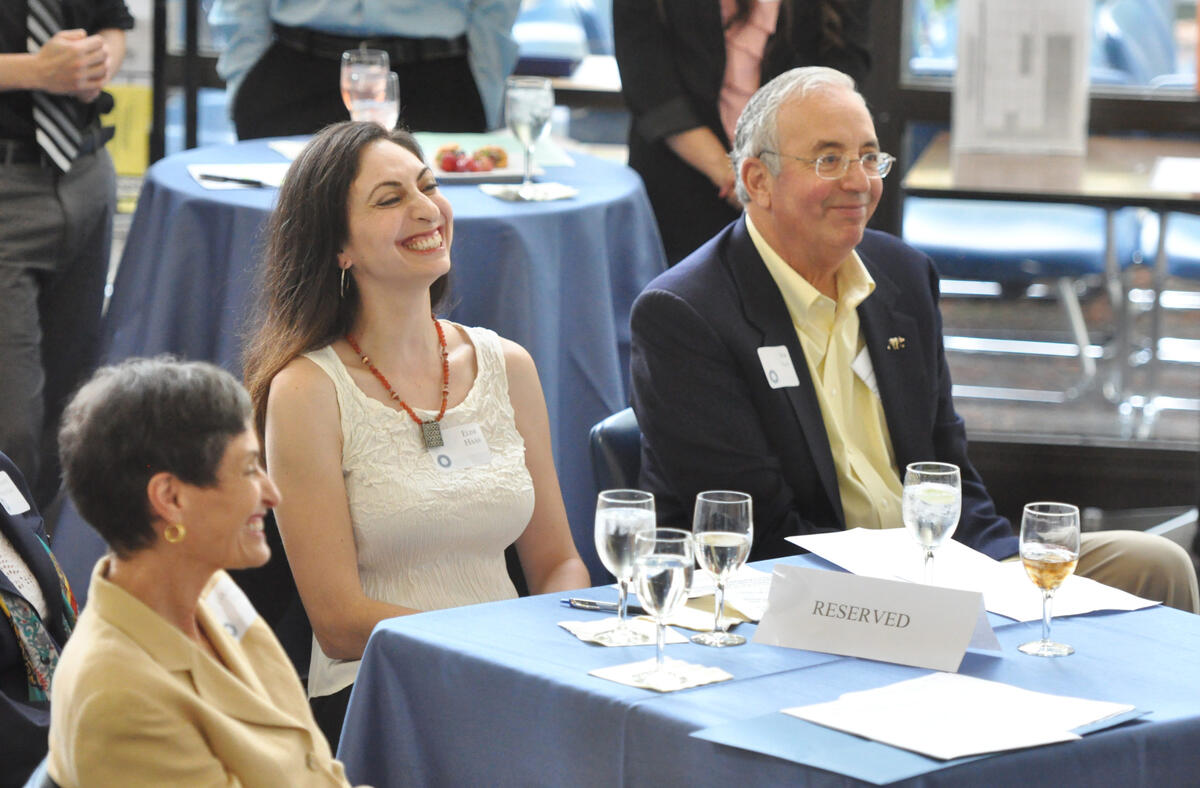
[732,66,860,204]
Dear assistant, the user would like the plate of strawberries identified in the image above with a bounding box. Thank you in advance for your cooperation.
[431,142,539,183]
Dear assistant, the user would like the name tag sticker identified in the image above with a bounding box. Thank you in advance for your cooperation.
[753,564,998,672]
[428,422,493,470]
[0,472,30,516]
[208,574,259,641]
[757,345,800,389]
[851,346,879,396]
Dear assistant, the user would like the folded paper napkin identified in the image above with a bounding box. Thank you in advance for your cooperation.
[590,657,733,693]
[479,182,579,202]
[559,618,688,646]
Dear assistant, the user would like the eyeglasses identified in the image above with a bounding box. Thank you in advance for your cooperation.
[759,150,895,180]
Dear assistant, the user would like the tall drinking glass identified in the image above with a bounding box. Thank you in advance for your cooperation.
[592,489,655,646]
[340,48,390,115]
[902,462,961,584]
[1018,502,1081,657]
[632,528,694,689]
[350,71,399,129]
[504,76,553,199]
[690,491,752,647]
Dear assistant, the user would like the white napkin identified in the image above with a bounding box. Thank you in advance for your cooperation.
[590,657,733,693]
[478,182,579,202]
[558,618,688,646]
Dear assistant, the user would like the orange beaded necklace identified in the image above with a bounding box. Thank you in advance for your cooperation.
[345,315,449,449]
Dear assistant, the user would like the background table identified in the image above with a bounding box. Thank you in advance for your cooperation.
[52,137,667,594]
[337,553,1200,787]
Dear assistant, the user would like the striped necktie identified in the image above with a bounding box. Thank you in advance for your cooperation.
[26,0,82,171]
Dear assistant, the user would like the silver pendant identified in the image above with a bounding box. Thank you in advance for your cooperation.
[421,420,444,449]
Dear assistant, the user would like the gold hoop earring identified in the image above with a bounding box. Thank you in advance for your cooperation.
[163,523,186,544]
[340,267,350,298]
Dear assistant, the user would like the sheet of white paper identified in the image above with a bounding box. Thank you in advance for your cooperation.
[785,673,1134,761]
[1150,157,1200,193]
[788,528,1157,622]
[267,140,306,160]
[688,565,772,621]
[187,162,291,189]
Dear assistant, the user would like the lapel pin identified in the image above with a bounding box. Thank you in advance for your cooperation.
[887,336,907,350]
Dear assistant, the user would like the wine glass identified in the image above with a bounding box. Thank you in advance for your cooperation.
[340,48,390,115]
[902,462,961,584]
[632,528,694,689]
[1018,502,1081,658]
[350,71,399,129]
[504,76,554,200]
[690,491,752,647]
[592,489,656,646]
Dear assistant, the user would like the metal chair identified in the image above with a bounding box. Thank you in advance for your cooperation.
[588,407,641,491]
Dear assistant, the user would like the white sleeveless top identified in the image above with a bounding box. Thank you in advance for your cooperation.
[302,323,534,698]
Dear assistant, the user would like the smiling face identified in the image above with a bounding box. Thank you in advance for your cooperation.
[177,426,279,573]
[338,139,454,294]
[742,85,882,285]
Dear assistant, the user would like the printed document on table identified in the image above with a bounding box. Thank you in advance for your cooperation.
[784,673,1137,760]
[688,565,771,621]
[787,528,1155,621]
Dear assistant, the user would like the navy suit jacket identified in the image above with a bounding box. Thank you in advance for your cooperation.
[630,217,1018,562]
[0,452,71,788]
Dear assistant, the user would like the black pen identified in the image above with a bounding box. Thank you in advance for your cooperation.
[198,173,271,188]
[562,597,647,616]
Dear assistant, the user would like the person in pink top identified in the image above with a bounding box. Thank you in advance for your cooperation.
[614,0,870,264]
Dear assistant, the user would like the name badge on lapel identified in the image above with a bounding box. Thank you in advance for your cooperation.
[757,346,800,389]
[428,422,493,470]
[0,472,30,515]
[851,347,880,397]
[208,575,258,641]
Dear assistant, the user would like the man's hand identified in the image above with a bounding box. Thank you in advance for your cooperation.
[34,29,109,100]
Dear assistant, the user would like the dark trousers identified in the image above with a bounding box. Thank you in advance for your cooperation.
[310,684,354,755]
[0,149,115,510]
[233,42,487,139]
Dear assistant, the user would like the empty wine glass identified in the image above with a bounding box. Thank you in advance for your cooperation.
[592,489,656,646]
[350,71,399,129]
[504,76,553,200]
[632,528,694,690]
[1018,502,1081,658]
[902,462,961,584]
[691,491,752,647]
[340,48,390,115]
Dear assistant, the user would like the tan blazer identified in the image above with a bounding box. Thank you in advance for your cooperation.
[48,558,359,787]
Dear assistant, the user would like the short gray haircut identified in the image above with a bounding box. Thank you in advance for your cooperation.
[732,66,861,204]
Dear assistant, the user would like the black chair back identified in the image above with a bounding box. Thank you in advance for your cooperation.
[588,407,642,491]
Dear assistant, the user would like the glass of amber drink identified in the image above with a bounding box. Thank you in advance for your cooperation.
[1017,502,1081,657]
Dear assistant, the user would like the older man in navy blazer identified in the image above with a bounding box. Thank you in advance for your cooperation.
[630,66,1198,612]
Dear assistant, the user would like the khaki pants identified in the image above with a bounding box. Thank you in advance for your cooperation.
[1078,530,1199,614]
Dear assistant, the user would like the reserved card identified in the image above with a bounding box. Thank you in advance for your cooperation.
[753,565,999,672]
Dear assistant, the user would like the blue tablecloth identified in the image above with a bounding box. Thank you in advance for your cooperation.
[337,554,1200,786]
[52,138,666,595]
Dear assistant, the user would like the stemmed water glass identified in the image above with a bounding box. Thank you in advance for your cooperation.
[340,48,390,116]
[1018,502,1081,657]
[902,462,961,584]
[691,491,752,647]
[592,489,656,646]
[504,76,554,200]
[632,528,694,690]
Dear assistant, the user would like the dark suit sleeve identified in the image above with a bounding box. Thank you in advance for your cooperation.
[612,0,706,143]
[922,262,1018,560]
[631,287,837,560]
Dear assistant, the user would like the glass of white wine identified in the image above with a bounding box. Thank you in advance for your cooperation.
[632,528,694,690]
[340,48,390,116]
[504,76,554,200]
[1018,502,1081,658]
[902,462,961,585]
[592,489,656,646]
[691,491,752,647]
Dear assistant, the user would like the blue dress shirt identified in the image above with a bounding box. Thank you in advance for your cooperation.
[208,0,521,128]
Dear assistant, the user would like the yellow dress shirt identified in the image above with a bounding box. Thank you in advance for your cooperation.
[747,216,904,529]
